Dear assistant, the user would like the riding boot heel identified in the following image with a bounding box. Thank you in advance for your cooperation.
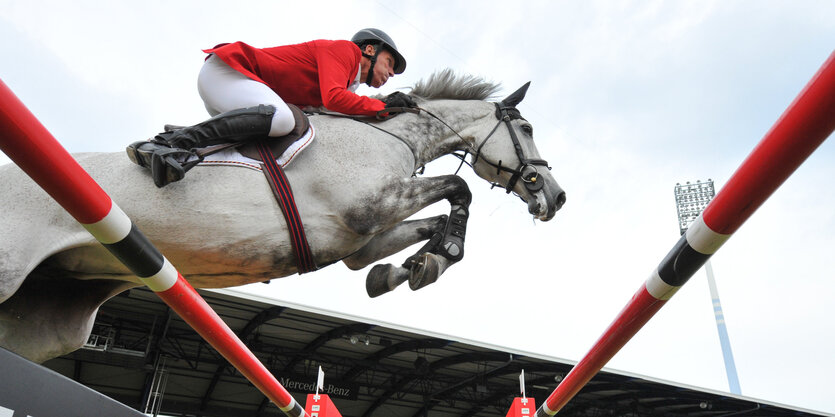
[126,140,159,168]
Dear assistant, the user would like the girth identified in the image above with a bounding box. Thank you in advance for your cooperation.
[189,104,317,274]
[254,137,318,274]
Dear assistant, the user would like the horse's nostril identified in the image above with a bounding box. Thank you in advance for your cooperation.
[556,192,566,211]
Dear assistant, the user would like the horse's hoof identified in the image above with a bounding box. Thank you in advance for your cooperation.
[366,264,392,297]
[366,264,408,298]
[409,253,441,291]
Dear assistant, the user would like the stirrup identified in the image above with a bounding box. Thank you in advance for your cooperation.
[151,148,201,188]
[126,141,199,188]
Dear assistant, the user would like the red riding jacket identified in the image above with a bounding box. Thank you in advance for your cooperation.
[204,40,386,116]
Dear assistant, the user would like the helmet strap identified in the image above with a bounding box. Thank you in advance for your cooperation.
[362,44,381,86]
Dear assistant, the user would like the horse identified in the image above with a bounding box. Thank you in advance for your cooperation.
[0,69,566,363]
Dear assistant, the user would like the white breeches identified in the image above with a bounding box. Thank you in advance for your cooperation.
[197,54,295,137]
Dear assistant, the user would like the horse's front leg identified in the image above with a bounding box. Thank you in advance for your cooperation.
[343,215,449,270]
[343,175,472,297]
[342,216,447,297]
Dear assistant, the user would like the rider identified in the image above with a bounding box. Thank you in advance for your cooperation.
[127,28,417,187]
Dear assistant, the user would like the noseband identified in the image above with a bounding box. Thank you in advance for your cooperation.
[467,104,551,193]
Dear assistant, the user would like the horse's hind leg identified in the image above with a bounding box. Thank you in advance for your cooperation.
[0,270,136,363]
[342,215,448,297]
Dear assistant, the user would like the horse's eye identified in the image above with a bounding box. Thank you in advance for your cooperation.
[521,124,533,136]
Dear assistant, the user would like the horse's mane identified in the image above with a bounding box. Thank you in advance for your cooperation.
[409,69,502,101]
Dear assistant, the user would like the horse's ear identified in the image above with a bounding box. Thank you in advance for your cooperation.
[501,81,531,107]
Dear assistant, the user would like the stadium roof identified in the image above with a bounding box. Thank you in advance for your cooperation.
[42,287,831,417]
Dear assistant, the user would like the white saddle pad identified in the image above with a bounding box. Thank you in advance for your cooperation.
[190,125,316,172]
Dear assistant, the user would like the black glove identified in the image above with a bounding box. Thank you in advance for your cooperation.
[382,91,417,109]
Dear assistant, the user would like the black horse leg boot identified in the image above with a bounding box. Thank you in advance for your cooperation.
[153,104,276,149]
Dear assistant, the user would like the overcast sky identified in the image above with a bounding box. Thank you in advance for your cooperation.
[2,1,834,414]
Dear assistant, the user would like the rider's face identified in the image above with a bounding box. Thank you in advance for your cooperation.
[363,46,396,88]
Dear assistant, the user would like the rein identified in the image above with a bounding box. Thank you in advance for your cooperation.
[308,109,424,175]
[308,103,551,192]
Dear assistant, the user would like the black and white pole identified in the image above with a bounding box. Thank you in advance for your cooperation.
[675,179,741,395]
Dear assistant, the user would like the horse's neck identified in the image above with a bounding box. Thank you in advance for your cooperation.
[396,101,486,166]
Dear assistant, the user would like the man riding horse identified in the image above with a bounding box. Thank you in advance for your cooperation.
[1,67,567,362]
[127,28,418,187]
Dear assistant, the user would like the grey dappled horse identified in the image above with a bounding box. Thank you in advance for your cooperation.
[0,70,565,363]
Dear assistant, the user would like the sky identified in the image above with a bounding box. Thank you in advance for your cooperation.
[2,0,834,414]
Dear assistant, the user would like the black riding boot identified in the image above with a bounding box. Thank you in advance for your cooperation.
[127,104,276,188]
[126,141,199,188]
[153,104,276,149]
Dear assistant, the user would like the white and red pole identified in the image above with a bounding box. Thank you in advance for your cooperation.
[0,79,308,417]
[535,50,835,416]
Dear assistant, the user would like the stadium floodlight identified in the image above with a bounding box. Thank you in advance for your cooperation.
[674,179,741,395]
[674,180,716,235]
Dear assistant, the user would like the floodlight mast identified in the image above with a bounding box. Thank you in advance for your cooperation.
[675,179,741,395]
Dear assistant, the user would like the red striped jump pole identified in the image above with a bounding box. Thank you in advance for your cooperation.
[0,79,308,417]
[536,50,835,416]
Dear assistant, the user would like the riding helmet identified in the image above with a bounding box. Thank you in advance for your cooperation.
[351,28,407,74]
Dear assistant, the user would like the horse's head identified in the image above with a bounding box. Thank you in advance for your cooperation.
[407,71,565,220]
[467,82,566,221]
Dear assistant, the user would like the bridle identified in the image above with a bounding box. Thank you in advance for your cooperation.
[466,103,551,193]
[414,103,551,194]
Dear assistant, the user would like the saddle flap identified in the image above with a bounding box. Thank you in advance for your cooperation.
[238,104,310,162]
